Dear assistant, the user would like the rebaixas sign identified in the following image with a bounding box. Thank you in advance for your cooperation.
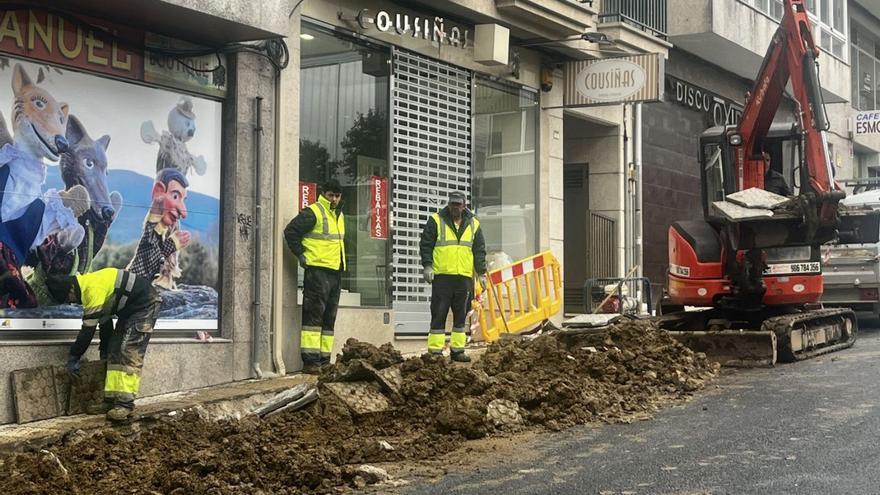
[353,9,471,48]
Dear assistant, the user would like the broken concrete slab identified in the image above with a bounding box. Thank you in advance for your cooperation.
[712,201,774,221]
[12,361,106,423]
[727,187,789,210]
[12,366,60,423]
[561,314,623,329]
[264,388,318,418]
[323,382,390,415]
[486,399,523,427]
[252,383,312,417]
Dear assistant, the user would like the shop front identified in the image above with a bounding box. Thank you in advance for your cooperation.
[285,0,544,361]
[0,4,286,424]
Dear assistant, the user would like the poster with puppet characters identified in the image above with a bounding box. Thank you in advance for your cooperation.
[0,56,221,331]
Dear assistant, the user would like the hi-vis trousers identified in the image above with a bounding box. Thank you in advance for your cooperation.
[300,266,341,365]
[427,274,470,354]
[104,289,161,409]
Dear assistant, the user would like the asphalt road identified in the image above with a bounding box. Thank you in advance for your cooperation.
[404,318,880,495]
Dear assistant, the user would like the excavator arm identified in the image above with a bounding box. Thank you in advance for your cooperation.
[737,0,840,226]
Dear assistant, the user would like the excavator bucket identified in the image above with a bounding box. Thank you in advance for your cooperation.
[666,330,777,367]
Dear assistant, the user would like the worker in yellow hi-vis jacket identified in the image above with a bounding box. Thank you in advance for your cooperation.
[284,179,346,374]
[46,268,161,422]
[419,191,488,362]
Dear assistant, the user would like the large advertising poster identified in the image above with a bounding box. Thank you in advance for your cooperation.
[0,55,221,331]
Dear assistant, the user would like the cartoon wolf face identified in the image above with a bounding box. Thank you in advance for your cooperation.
[11,63,69,161]
[61,115,113,221]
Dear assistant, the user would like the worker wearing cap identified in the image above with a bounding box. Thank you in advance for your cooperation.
[419,191,488,362]
[284,179,346,373]
[45,268,161,422]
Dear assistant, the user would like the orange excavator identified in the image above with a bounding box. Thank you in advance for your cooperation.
[657,0,880,365]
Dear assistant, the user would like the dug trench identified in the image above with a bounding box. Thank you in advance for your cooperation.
[0,319,719,494]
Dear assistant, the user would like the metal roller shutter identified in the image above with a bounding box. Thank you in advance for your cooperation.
[391,49,472,336]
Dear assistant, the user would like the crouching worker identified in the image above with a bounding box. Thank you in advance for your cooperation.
[46,268,161,422]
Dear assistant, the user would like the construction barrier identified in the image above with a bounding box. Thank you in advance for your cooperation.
[474,251,562,342]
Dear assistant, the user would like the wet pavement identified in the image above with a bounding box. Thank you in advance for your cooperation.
[405,318,880,495]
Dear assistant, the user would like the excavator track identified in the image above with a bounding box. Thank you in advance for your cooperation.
[761,307,857,362]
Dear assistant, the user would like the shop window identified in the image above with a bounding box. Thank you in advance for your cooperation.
[852,21,880,111]
[299,25,391,307]
[473,78,538,263]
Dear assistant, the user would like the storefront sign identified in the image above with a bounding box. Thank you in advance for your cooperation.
[299,181,317,211]
[564,53,664,107]
[354,9,470,48]
[855,110,880,135]
[369,176,388,240]
[0,9,226,97]
[666,75,743,127]
[144,33,227,98]
[0,55,222,331]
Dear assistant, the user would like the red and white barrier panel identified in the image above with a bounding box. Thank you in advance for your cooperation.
[489,255,546,285]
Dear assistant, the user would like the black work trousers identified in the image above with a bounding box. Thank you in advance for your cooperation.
[301,266,342,364]
[430,274,471,331]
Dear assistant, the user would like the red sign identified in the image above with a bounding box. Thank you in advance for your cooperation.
[369,176,388,240]
[299,181,316,211]
[0,10,144,80]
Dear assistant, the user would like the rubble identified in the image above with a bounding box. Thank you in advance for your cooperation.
[0,320,718,494]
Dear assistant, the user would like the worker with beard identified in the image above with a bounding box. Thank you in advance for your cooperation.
[419,191,487,362]
[284,180,346,373]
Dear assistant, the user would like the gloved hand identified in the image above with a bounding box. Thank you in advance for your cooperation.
[423,265,434,284]
[479,274,488,291]
[66,355,81,380]
[297,254,307,267]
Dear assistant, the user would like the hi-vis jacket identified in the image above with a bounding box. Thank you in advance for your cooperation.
[76,268,153,330]
[419,207,487,278]
[284,194,346,271]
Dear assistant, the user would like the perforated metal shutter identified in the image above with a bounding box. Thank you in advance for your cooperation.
[391,50,472,336]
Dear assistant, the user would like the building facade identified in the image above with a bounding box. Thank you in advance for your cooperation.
[0,0,288,425]
[279,0,670,366]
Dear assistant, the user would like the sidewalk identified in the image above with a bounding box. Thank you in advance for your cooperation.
[0,373,316,453]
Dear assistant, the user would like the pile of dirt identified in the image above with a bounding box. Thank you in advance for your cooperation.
[0,319,717,494]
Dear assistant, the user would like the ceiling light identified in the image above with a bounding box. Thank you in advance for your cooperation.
[300,33,315,41]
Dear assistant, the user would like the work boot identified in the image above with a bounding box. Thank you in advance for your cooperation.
[106,406,132,423]
[450,351,471,363]
[302,362,322,375]
[85,401,113,415]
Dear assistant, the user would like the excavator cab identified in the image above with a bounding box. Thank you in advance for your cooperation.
[698,123,803,220]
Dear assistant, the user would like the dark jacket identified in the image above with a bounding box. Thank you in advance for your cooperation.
[419,207,487,274]
[283,208,318,259]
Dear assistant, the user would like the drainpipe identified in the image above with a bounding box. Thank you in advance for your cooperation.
[634,103,644,308]
[252,96,264,378]
[622,103,631,277]
[271,65,286,375]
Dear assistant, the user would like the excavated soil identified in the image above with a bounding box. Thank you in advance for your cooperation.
[0,319,718,494]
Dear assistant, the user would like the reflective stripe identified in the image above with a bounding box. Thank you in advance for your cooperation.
[428,332,446,352]
[301,328,321,351]
[83,318,100,327]
[304,233,343,240]
[435,240,473,247]
[316,202,329,235]
[320,334,334,354]
[450,330,467,350]
[104,369,141,396]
